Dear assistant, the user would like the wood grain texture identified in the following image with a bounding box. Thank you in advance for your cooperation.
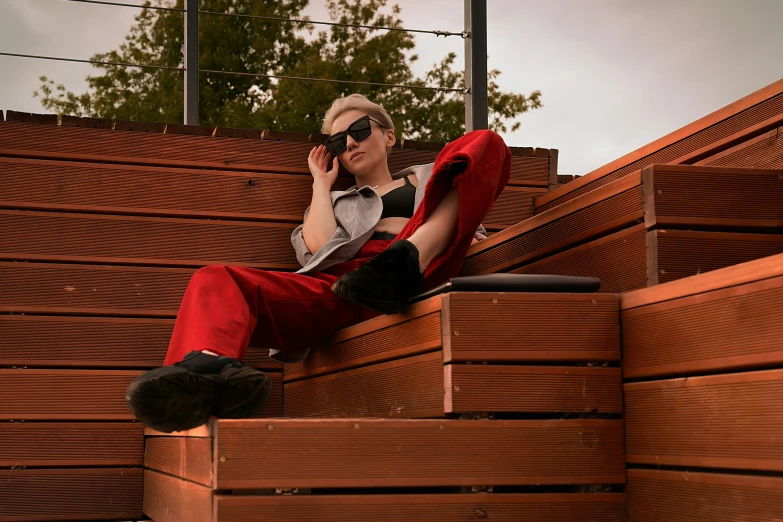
[655,230,783,284]
[444,293,620,363]
[625,369,783,471]
[535,80,783,212]
[0,422,143,467]
[627,469,783,522]
[509,225,649,294]
[215,493,628,522]
[697,125,783,170]
[622,276,783,379]
[143,469,212,522]
[0,315,280,369]
[446,365,623,414]
[0,209,298,269]
[145,436,213,486]
[482,186,545,229]
[0,369,281,420]
[0,468,143,521]
[620,252,783,310]
[213,418,626,489]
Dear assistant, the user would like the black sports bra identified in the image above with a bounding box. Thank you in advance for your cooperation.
[379,176,416,219]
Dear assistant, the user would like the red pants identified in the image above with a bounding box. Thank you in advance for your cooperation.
[164,130,511,365]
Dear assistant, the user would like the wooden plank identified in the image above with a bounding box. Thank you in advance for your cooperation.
[215,492,628,522]
[283,297,442,381]
[145,425,211,437]
[462,172,644,276]
[213,418,626,489]
[655,229,783,285]
[622,275,783,379]
[0,315,280,370]
[697,124,783,169]
[535,78,783,212]
[625,369,783,471]
[482,186,545,229]
[143,469,212,522]
[0,422,143,467]
[0,261,193,316]
[509,224,650,294]
[620,252,783,310]
[0,209,298,269]
[445,365,623,414]
[627,469,783,522]
[443,293,620,363]
[0,467,143,522]
[284,352,445,418]
[0,369,282,420]
[145,436,213,486]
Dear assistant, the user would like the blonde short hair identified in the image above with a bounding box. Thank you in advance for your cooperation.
[321,93,395,135]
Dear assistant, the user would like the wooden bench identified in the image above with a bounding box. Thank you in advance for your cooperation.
[462,164,783,293]
[620,253,783,521]
[535,77,783,213]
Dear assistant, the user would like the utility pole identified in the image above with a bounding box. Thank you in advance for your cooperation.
[184,0,199,125]
[464,0,488,132]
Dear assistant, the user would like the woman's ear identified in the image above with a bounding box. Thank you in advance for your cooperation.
[386,129,396,149]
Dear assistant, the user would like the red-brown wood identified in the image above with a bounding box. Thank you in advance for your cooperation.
[143,469,212,522]
[145,436,213,486]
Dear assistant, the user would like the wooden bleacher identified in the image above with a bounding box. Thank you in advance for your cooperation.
[3,76,782,521]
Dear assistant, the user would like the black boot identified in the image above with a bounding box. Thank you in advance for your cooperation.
[125,351,271,433]
[331,239,423,314]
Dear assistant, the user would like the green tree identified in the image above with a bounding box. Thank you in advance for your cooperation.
[36,0,542,141]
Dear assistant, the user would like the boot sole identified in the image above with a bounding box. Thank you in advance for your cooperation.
[332,279,403,315]
[125,366,216,433]
[215,365,273,419]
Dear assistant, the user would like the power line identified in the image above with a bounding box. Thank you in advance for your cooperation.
[56,0,465,38]
[0,52,466,93]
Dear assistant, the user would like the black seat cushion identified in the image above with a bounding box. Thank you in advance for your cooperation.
[409,274,601,303]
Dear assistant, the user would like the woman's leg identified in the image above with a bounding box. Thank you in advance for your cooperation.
[333,129,511,312]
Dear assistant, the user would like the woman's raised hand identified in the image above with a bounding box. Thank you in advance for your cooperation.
[308,145,339,188]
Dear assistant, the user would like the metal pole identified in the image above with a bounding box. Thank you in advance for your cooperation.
[464,0,488,132]
[184,0,199,125]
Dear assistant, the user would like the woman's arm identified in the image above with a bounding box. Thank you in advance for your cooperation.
[302,145,340,254]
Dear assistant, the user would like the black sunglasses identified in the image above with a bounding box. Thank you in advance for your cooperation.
[323,115,388,155]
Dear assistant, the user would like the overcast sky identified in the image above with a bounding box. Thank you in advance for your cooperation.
[1,0,781,174]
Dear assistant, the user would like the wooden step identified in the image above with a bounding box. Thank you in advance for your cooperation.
[0,368,282,420]
[0,209,299,269]
[697,124,783,170]
[463,164,783,277]
[282,292,620,418]
[0,119,556,187]
[0,468,143,521]
[621,253,783,378]
[0,315,279,369]
[625,368,783,472]
[505,225,783,293]
[535,78,783,212]
[627,469,783,522]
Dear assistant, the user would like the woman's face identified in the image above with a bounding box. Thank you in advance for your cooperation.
[329,109,395,177]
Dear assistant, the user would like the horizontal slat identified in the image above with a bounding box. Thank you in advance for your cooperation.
[0,467,143,521]
[145,436,213,486]
[625,369,783,471]
[215,492,629,522]
[0,369,282,420]
[143,469,212,522]
[697,125,783,169]
[0,209,298,268]
[0,422,143,467]
[536,79,783,212]
[285,352,445,418]
[622,275,783,378]
[627,469,783,522]
[462,173,644,276]
[446,365,623,413]
[620,252,783,310]
[444,293,620,363]
[510,224,649,293]
[0,261,192,316]
[0,315,280,369]
[213,418,626,489]
[655,230,783,284]
[482,186,544,228]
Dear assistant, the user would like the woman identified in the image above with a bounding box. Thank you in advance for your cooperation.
[126,94,511,433]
